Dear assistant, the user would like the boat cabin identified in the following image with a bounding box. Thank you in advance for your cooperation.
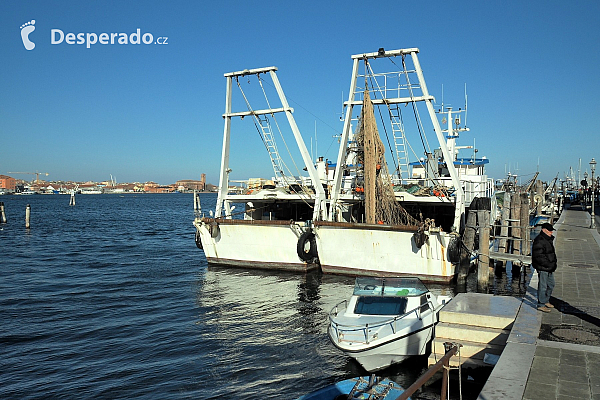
[347,277,433,317]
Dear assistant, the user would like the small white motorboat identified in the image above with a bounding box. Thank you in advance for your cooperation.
[328,277,451,371]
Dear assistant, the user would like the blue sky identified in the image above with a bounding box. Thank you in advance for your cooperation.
[1,0,599,186]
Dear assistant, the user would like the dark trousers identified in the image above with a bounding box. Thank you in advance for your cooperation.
[537,271,555,306]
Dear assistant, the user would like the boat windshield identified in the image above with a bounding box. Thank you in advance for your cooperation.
[354,296,407,315]
[353,277,428,297]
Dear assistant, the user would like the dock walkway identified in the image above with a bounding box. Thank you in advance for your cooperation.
[478,205,600,399]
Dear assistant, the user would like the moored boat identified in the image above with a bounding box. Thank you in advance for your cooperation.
[297,375,407,400]
[328,277,451,372]
[193,66,327,271]
[313,47,494,283]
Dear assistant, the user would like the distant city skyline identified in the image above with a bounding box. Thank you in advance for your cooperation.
[2,1,599,185]
[5,174,209,186]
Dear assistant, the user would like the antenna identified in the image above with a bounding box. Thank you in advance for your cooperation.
[464,83,468,128]
[441,84,444,110]
[315,120,318,161]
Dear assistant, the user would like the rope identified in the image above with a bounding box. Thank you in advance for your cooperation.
[364,60,400,178]
[235,75,314,205]
[236,76,270,151]
[398,55,431,155]
[257,76,303,182]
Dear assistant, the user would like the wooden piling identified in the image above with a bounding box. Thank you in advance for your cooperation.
[69,192,76,206]
[477,209,490,289]
[535,180,544,215]
[25,204,31,229]
[497,192,511,267]
[511,194,522,257]
[193,190,200,213]
[0,201,6,224]
[459,208,477,279]
[520,193,530,256]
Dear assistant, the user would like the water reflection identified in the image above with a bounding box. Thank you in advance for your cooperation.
[194,265,511,399]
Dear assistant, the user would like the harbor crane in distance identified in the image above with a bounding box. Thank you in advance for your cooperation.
[7,171,49,183]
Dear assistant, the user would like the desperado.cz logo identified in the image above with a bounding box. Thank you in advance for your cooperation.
[20,20,36,50]
[20,19,168,50]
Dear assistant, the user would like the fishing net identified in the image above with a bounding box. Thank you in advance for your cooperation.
[355,89,420,226]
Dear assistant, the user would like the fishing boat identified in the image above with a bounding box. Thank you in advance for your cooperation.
[297,375,407,400]
[328,277,451,372]
[313,48,495,283]
[193,66,327,271]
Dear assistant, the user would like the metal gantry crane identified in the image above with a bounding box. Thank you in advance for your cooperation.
[7,171,49,183]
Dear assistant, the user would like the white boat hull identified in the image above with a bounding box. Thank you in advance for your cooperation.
[329,323,435,371]
[314,223,456,283]
[195,219,317,272]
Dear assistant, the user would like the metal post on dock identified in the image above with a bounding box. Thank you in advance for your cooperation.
[0,202,6,223]
[590,158,596,229]
[394,342,460,400]
[477,209,490,289]
[25,204,31,229]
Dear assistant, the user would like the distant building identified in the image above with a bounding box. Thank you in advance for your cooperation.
[176,174,206,191]
[0,175,16,192]
[144,182,175,193]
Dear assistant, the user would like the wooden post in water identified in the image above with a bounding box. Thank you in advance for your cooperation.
[0,201,6,223]
[193,190,201,214]
[459,208,477,279]
[535,180,544,215]
[520,193,530,256]
[477,209,490,289]
[69,192,76,206]
[497,192,512,268]
[25,204,31,229]
[511,192,522,275]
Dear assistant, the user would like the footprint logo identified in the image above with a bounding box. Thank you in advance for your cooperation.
[20,20,36,50]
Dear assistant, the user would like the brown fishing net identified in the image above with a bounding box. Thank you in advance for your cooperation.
[355,89,420,227]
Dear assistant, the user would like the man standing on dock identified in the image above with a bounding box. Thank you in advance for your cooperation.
[532,222,558,312]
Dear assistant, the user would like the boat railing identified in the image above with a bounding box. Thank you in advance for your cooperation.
[329,299,436,345]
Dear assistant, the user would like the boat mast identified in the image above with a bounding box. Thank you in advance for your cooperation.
[215,66,326,220]
[328,57,360,221]
[268,69,326,220]
[410,52,465,231]
[328,48,466,230]
[216,71,233,218]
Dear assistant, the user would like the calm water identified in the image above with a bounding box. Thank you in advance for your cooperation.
[0,193,524,399]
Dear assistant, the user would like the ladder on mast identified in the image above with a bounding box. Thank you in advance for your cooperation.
[256,113,286,183]
[390,104,410,181]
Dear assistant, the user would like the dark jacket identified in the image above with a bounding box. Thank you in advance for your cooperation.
[532,231,557,272]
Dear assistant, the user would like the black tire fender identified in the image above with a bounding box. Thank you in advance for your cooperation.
[297,230,318,262]
[447,236,461,263]
[413,231,427,248]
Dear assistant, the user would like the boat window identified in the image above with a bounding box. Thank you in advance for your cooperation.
[354,296,408,315]
[353,277,428,297]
